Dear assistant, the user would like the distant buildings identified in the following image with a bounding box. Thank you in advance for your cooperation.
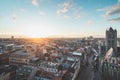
[11,36,14,40]
[106,27,117,56]
[1,30,120,80]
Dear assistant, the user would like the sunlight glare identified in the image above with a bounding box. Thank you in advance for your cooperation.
[21,22,57,38]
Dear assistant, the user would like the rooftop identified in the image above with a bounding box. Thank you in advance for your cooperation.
[72,52,82,56]
[0,65,17,76]
[11,50,29,56]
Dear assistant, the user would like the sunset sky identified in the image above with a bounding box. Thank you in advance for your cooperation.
[0,0,120,38]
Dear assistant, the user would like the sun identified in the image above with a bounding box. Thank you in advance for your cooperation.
[28,34,44,38]
[24,27,50,38]
[21,22,57,38]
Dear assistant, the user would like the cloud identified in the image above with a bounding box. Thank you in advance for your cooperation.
[12,14,17,21]
[97,7,110,12]
[56,1,83,19]
[87,20,94,25]
[105,4,120,17]
[40,0,46,2]
[97,0,120,22]
[32,0,38,6]
[63,15,70,19]
[39,11,46,16]
[73,7,82,19]
[97,4,120,18]
[0,15,3,18]
[74,14,81,19]
[20,9,26,13]
[118,0,120,4]
[56,2,72,14]
[108,17,120,22]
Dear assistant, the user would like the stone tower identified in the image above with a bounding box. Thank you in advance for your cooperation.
[106,27,117,56]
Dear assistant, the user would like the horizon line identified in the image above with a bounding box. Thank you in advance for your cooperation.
[0,34,120,38]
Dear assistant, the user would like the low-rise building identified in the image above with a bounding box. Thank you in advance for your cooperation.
[9,50,30,66]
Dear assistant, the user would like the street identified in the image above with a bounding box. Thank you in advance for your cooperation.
[76,54,101,80]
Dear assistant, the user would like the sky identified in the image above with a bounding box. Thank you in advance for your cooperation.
[0,0,120,38]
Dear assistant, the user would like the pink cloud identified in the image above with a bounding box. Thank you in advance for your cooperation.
[87,20,94,25]
[56,2,72,14]
[32,0,38,6]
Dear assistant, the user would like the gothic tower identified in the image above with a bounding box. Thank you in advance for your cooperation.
[106,27,117,56]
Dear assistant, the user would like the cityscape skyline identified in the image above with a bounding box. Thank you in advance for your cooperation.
[0,0,120,38]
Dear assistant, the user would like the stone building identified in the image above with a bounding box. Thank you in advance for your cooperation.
[106,27,117,56]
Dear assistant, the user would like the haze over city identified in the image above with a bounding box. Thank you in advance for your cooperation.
[1,1,120,80]
[0,0,120,38]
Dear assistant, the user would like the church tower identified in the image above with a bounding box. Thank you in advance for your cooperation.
[106,27,117,56]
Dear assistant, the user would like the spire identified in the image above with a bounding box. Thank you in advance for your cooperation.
[115,29,117,32]
[109,27,113,31]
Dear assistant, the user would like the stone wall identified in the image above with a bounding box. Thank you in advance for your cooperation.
[99,57,120,80]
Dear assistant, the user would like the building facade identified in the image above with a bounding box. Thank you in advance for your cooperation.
[9,50,30,66]
[106,27,117,56]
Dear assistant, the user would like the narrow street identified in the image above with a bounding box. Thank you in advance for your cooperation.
[76,54,101,80]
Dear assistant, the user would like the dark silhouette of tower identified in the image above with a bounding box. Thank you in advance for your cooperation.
[106,27,117,56]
